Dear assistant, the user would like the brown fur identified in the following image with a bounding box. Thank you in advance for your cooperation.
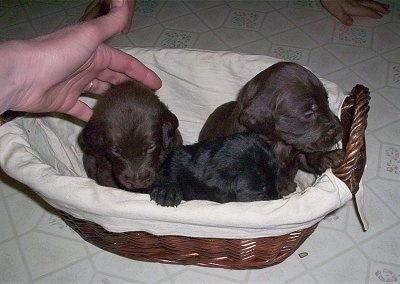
[199,62,344,195]
[81,80,182,191]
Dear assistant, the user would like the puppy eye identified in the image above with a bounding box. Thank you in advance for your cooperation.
[303,110,315,120]
[111,146,122,155]
[144,144,157,154]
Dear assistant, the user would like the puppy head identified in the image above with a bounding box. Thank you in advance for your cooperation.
[82,81,182,190]
[238,62,343,152]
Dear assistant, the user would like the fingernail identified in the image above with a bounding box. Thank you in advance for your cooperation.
[111,0,123,8]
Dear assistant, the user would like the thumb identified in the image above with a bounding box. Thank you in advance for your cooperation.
[85,0,129,42]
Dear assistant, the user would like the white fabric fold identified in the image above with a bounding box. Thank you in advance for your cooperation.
[0,48,360,239]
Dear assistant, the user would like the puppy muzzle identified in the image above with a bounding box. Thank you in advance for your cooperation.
[308,122,343,152]
[118,169,155,190]
[286,119,343,153]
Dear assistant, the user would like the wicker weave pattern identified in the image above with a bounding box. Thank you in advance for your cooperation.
[59,210,318,269]
[332,84,370,194]
[55,84,370,269]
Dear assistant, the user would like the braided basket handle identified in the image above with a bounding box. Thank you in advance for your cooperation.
[332,84,370,194]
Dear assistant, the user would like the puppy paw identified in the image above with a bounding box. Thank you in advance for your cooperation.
[319,149,345,172]
[150,186,183,207]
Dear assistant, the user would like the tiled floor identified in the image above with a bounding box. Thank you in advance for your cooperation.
[1,0,399,283]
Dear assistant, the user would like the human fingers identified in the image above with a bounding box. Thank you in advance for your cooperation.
[95,68,131,85]
[359,0,390,14]
[122,0,135,34]
[79,0,107,22]
[81,0,129,43]
[321,1,355,25]
[103,46,162,89]
[63,100,93,122]
[344,3,385,19]
[84,79,112,94]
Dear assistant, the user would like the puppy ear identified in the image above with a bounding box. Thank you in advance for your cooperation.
[161,111,180,150]
[239,111,275,134]
[82,153,98,180]
[81,120,106,153]
[237,79,275,134]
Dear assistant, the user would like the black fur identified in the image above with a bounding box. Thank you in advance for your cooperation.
[150,132,280,207]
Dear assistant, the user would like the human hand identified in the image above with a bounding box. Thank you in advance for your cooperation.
[0,0,161,122]
[320,0,390,26]
[81,0,135,34]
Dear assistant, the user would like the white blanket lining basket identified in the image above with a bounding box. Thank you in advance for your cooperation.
[0,48,358,239]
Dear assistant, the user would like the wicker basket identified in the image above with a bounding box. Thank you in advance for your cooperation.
[39,84,369,270]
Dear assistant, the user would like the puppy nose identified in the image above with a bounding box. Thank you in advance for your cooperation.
[119,170,154,189]
[138,172,152,184]
[326,127,336,135]
[133,170,154,187]
[326,124,343,141]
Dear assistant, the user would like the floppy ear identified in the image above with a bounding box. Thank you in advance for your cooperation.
[237,78,275,134]
[80,120,107,153]
[82,153,98,180]
[161,111,180,150]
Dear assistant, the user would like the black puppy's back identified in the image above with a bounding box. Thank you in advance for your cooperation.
[150,132,280,207]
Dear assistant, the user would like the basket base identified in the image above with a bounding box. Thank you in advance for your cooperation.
[58,210,317,270]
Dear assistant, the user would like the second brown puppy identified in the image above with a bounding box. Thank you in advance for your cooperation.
[199,62,344,195]
[81,80,182,191]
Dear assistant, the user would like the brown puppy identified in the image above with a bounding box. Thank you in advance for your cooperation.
[199,62,344,195]
[81,80,182,191]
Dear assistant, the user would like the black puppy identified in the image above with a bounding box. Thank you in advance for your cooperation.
[150,132,280,207]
